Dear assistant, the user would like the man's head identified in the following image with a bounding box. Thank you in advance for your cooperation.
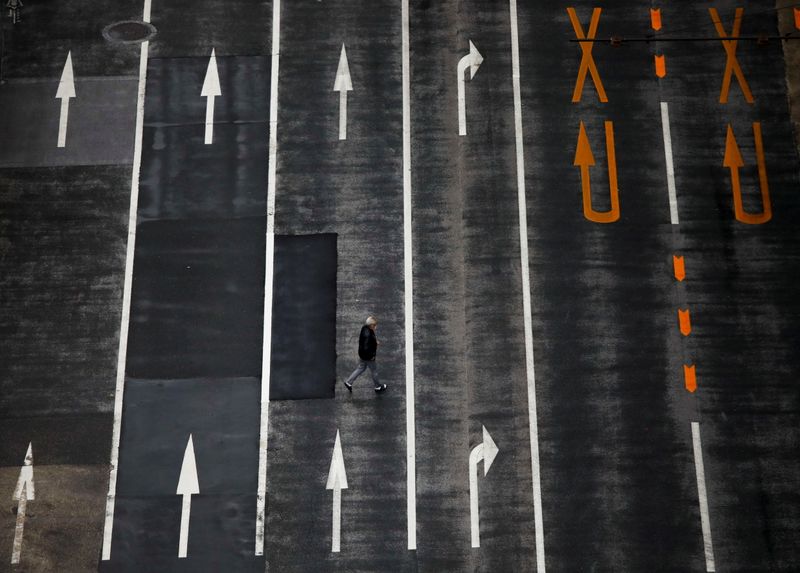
[365,316,378,330]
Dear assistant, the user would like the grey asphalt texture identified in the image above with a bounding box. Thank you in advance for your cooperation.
[1,0,799,572]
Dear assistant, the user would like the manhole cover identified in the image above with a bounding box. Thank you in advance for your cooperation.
[102,20,156,44]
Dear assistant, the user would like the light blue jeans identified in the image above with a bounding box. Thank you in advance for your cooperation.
[345,359,379,388]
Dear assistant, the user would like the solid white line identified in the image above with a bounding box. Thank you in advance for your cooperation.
[143,0,152,23]
[660,102,679,225]
[401,0,417,552]
[101,36,150,562]
[10,485,27,565]
[331,488,342,553]
[692,422,716,572]
[255,0,281,557]
[57,99,70,148]
[178,495,192,558]
[509,1,546,570]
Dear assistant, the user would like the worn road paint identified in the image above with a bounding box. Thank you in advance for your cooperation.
[102,8,151,556]
[673,255,685,281]
[510,0,546,568]
[177,435,200,559]
[575,121,620,223]
[567,7,607,103]
[660,103,679,224]
[724,123,771,224]
[326,430,348,553]
[469,427,499,548]
[684,364,697,393]
[56,51,76,148]
[11,444,34,565]
[202,49,221,145]
[333,44,353,141]
[691,423,716,571]
[255,0,281,556]
[456,40,483,136]
[709,8,754,104]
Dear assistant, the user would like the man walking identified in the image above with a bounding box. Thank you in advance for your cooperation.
[343,316,387,393]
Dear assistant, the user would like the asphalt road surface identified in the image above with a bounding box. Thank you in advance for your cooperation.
[1,1,799,572]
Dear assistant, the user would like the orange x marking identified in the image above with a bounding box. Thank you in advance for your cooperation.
[709,8,754,104]
[567,7,608,103]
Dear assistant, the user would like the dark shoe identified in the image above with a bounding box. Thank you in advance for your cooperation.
[374,384,387,393]
[344,381,353,393]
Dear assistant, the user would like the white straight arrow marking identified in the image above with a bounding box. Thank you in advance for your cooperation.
[469,426,498,548]
[333,44,353,141]
[176,435,199,559]
[56,51,76,148]
[201,49,221,145]
[326,430,348,553]
[457,40,483,136]
[11,443,34,565]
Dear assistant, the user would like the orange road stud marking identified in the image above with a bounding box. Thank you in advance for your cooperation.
[684,364,697,393]
[678,309,692,336]
[650,8,662,31]
[709,8,754,104]
[654,54,666,78]
[574,120,620,223]
[795,7,800,30]
[567,7,608,103]
[673,255,685,281]
[724,123,772,224]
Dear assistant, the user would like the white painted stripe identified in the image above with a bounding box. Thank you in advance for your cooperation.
[143,0,152,23]
[101,36,150,562]
[401,0,417,552]
[10,484,27,564]
[509,1,546,570]
[255,0,281,556]
[660,102,679,225]
[692,422,716,572]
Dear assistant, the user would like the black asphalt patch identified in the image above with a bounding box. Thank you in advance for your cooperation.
[270,234,338,400]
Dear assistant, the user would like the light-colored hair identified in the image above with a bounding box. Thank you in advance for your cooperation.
[365,316,377,326]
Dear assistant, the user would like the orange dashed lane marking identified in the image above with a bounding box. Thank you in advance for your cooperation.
[724,123,772,224]
[654,55,666,78]
[678,309,692,336]
[574,121,620,223]
[650,8,662,31]
[709,7,754,104]
[567,7,608,103]
[684,364,697,393]
[673,255,685,281]
[795,7,800,31]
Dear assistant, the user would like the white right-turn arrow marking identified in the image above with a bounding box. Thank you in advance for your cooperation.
[333,44,353,141]
[11,443,35,565]
[326,429,348,553]
[469,426,498,548]
[56,52,76,148]
[457,40,483,136]
[176,435,200,558]
[201,49,222,145]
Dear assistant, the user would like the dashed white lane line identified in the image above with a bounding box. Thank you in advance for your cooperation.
[660,102,679,225]
[691,422,716,572]
[101,2,151,555]
[509,0,547,570]
[255,0,281,557]
[401,0,417,552]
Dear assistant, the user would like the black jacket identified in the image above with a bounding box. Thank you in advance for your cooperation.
[358,325,377,361]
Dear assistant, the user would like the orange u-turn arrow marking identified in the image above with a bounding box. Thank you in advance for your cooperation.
[684,364,697,393]
[575,121,620,223]
[567,7,608,103]
[709,8,754,104]
[654,55,666,78]
[650,8,662,31]
[678,309,692,336]
[724,123,771,224]
[673,255,685,281]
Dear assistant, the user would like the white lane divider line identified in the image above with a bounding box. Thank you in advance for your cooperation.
[177,435,200,558]
[255,0,281,557]
[333,44,353,141]
[456,40,484,136]
[201,48,221,145]
[11,443,34,565]
[691,422,716,572]
[55,51,76,148]
[660,102,679,225]
[401,0,417,551]
[469,427,499,548]
[101,6,151,556]
[509,0,546,570]
[326,430,348,553]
